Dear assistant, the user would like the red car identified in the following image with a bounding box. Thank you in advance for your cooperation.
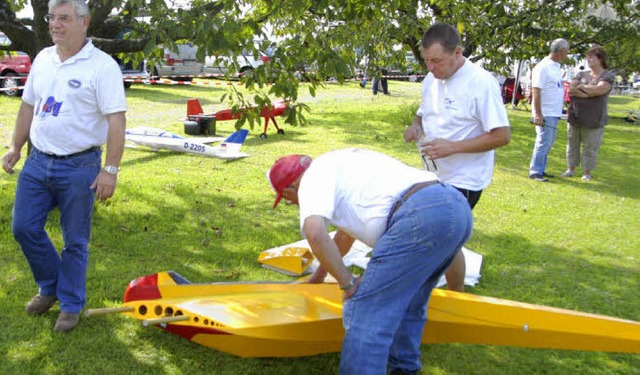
[1,51,31,97]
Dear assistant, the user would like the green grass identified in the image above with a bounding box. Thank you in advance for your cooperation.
[0,80,639,374]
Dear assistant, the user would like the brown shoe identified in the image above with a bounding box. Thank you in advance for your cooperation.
[54,312,80,332]
[26,294,57,315]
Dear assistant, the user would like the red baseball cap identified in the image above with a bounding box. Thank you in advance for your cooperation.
[267,154,312,209]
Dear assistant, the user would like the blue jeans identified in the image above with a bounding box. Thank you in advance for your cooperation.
[12,147,101,313]
[339,183,473,375]
[529,116,560,176]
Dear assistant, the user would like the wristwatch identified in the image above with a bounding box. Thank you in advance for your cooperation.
[103,165,119,175]
[339,276,357,291]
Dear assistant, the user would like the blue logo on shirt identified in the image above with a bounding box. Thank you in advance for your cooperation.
[36,96,63,118]
[68,79,81,88]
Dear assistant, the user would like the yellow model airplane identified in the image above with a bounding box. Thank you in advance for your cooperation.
[86,271,640,358]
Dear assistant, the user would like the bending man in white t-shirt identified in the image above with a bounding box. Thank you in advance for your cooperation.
[404,23,511,292]
[268,149,472,374]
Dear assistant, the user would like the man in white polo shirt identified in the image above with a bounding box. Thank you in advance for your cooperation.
[1,0,126,332]
[404,23,510,292]
[528,38,570,182]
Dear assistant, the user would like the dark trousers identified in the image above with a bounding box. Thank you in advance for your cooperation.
[454,187,483,210]
[372,69,389,95]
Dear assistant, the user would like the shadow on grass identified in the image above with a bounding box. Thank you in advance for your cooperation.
[426,229,640,374]
[495,113,640,200]
[126,83,228,106]
[469,230,638,319]
[1,86,637,374]
[1,186,637,374]
[609,95,640,106]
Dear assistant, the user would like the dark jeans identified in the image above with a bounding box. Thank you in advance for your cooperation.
[12,147,101,313]
[372,69,389,95]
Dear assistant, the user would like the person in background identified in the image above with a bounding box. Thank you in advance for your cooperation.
[268,149,472,374]
[404,23,510,292]
[372,68,389,95]
[528,38,570,182]
[0,0,126,332]
[561,45,615,181]
[359,71,369,88]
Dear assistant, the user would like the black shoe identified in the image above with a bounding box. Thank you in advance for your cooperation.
[542,172,555,178]
[529,174,548,182]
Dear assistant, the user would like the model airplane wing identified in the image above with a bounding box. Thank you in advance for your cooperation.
[125,128,250,159]
[126,127,226,144]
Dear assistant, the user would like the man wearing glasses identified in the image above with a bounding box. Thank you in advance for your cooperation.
[404,23,511,293]
[1,0,126,332]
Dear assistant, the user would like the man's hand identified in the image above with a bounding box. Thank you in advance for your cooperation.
[2,150,21,174]
[404,122,424,142]
[306,265,328,284]
[532,114,544,126]
[342,276,361,301]
[91,171,117,201]
[421,138,458,160]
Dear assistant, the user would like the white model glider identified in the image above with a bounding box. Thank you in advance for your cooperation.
[125,127,250,159]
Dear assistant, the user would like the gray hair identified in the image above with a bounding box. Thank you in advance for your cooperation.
[48,0,90,17]
[550,38,569,53]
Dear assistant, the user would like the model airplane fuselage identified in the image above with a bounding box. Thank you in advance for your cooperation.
[86,271,640,358]
[125,127,250,159]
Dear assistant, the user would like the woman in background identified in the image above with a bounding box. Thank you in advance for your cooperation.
[562,46,615,181]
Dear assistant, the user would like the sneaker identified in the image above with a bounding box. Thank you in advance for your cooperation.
[528,174,548,182]
[560,170,575,178]
[54,312,80,332]
[542,172,555,178]
[581,174,593,181]
[26,294,57,315]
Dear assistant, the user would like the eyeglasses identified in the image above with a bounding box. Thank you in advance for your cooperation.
[44,14,79,23]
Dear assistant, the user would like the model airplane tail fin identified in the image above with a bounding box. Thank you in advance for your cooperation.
[215,129,250,159]
[187,99,204,116]
[224,129,249,144]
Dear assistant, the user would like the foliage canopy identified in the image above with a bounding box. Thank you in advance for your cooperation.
[1,0,638,125]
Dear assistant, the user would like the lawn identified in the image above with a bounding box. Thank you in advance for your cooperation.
[0,80,638,375]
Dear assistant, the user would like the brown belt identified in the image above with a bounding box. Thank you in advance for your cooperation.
[389,180,440,218]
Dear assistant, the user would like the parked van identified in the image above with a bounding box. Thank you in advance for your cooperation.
[204,50,273,78]
[149,43,203,81]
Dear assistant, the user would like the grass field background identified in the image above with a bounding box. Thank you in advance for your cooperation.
[0,79,638,374]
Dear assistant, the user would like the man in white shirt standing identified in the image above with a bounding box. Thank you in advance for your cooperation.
[1,0,126,332]
[528,38,570,182]
[404,23,510,292]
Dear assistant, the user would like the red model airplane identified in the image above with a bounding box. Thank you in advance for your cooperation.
[184,99,287,139]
